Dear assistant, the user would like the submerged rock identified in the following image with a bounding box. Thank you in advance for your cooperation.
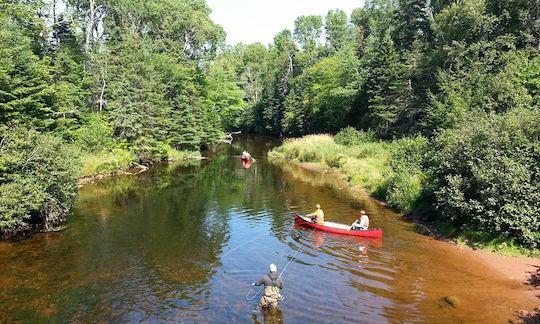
[440,296,459,308]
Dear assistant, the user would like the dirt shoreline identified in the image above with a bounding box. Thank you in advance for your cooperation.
[289,159,540,321]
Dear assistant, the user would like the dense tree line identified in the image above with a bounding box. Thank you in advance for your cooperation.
[0,0,245,236]
[228,0,540,248]
[223,0,540,138]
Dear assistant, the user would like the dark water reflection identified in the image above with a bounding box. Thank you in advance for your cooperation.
[0,135,536,323]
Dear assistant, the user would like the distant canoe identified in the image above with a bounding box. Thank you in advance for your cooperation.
[294,214,383,238]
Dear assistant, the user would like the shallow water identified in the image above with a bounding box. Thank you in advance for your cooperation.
[0,135,536,323]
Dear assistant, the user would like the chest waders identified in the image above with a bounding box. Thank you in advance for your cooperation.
[258,277,283,309]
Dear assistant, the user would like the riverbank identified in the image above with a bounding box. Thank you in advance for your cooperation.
[0,141,202,241]
[268,132,540,258]
[77,149,202,186]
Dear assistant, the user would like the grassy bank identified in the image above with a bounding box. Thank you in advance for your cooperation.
[268,131,426,214]
[269,129,540,257]
[80,146,201,178]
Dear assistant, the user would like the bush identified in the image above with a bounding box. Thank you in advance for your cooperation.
[0,128,81,235]
[430,109,540,248]
[334,127,376,146]
[386,136,429,213]
[133,137,168,165]
[73,115,115,152]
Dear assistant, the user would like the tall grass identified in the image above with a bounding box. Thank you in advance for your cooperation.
[164,145,201,161]
[269,134,392,198]
[80,146,200,178]
[80,149,135,177]
[269,131,428,214]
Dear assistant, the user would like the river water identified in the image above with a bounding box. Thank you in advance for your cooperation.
[0,135,536,323]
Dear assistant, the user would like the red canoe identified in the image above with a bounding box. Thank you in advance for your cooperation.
[294,214,383,238]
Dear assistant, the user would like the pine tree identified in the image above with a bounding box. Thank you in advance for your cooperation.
[393,0,432,50]
[0,10,54,129]
[363,32,411,136]
[106,34,169,142]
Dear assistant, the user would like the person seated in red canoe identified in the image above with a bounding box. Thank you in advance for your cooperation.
[306,204,325,225]
[351,210,369,230]
[241,151,256,162]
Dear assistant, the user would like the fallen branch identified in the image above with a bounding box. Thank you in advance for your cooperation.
[217,131,241,144]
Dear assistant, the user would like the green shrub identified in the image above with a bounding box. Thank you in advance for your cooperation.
[386,136,429,213]
[386,171,425,214]
[73,115,115,152]
[0,128,81,235]
[334,127,376,146]
[430,109,540,248]
[133,137,168,165]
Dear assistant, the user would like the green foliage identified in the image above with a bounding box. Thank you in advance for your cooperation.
[133,137,169,165]
[0,128,81,234]
[427,43,540,132]
[325,9,354,51]
[433,0,498,45]
[282,49,360,135]
[106,33,169,142]
[0,11,54,129]
[204,55,247,129]
[430,109,540,248]
[294,15,323,51]
[73,115,115,152]
[386,136,428,213]
[393,0,431,49]
[334,127,376,146]
[362,31,411,137]
[80,149,134,177]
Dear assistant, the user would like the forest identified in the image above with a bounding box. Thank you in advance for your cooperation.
[1,0,540,250]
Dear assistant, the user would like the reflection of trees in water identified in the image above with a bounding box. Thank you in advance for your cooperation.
[71,160,236,318]
[73,136,295,314]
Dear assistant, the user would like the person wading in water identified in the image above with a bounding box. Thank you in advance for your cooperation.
[252,264,284,309]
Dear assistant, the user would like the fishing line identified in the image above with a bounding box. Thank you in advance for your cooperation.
[278,228,316,279]
[245,227,316,301]
[245,286,263,301]
[211,229,269,267]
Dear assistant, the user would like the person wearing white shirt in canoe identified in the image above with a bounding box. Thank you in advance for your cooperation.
[351,210,369,230]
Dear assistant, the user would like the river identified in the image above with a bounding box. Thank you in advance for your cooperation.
[0,135,536,323]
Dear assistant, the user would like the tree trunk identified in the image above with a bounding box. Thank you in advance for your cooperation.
[98,62,107,112]
[85,0,96,53]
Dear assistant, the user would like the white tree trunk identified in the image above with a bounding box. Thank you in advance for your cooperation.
[85,0,96,53]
